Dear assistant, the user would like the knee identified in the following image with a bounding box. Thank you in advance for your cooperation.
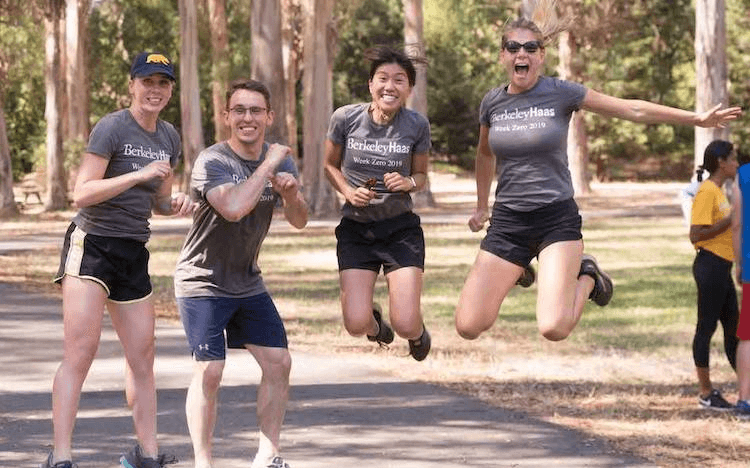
[199,361,225,391]
[63,338,100,372]
[455,315,483,340]
[260,350,292,383]
[538,321,571,342]
[343,312,373,337]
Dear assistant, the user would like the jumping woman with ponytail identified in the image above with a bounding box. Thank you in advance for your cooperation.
[690,140,739,411]
[455,0,742,344]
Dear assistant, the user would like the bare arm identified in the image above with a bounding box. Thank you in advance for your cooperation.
[323,139,376,208]
[581,89,742,128]
[73,153,172,208]
[690,218,732,244]
[468,125,496,232]
[206,143,290,222]
[270,172,308,229]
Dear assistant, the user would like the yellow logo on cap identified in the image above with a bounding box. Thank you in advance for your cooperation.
[146,54,170,65]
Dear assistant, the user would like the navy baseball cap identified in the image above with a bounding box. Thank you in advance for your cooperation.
[130,52,176,81]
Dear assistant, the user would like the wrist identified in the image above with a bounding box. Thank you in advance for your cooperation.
[408,176,417,191]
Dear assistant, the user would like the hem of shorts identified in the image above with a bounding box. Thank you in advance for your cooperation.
[107,290,153,305]
[229,342,289,350]
[54,273,111,296]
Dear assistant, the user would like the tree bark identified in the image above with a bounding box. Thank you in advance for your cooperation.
[44,0,68,211]
[557,29,590,194]
[301,0,338,217]
[206,0,230,143]
[0,107,18,218]
[179,0,205,191]
[402,0,434,208]
[251,0,289,145]
[694,0,729,168]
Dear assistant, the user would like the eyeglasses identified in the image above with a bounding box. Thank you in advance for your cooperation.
[503,40,543,54]
[229,106,267,117]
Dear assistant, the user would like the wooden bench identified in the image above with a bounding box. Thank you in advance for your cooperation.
[18,173,43,205]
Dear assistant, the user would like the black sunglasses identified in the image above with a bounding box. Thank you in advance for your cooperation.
[503,40,543,54]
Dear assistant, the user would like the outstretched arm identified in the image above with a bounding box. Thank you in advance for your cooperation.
[581,89,742,128]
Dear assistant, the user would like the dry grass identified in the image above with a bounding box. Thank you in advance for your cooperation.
[3,177,749,467]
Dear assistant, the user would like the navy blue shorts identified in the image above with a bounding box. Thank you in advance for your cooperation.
[178,293,288,361]
[480,198,582,266]
[335,211,425,274]
[54,223,152,302]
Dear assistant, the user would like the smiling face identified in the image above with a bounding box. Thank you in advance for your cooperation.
[129,73,174,115]
[225,88,273,150]
[368,62,412,116]
[501,28,546,94]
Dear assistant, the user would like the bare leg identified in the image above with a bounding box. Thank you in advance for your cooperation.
[246,345,292,468]
[738,340,750,400]
[385,266,424,340]
[51,277,107,463]
[535,240,593,341]
[339,269,379,337]
[109,299,158,458]
[185,360,225,468]
[455,250,522,340]
[696,366,713,397]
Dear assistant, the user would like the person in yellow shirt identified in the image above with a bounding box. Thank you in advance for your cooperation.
[690,139,739,411]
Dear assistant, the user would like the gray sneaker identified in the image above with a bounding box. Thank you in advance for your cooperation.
[40,453,77,468]
[579,254,613,306]
[366,303,394,347]
[267,456,290,468]
[120,445,177,468]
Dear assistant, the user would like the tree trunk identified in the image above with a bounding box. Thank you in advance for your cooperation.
[251,0,289,145]
[65,0,90,195]
[694,0,728,169]
[281,0,302,157]
[302,0,338,217]
[45,0,68,211]
[557,29,590,194]
[179,0,205,191]
[206,0,230,143]
[402,0,434,208]
[0,107,18,218]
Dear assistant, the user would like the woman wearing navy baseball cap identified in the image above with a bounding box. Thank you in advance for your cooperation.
[41,51,192,468]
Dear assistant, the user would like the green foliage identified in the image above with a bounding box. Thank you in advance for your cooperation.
[0,11,45,179]
[332,0,404,107]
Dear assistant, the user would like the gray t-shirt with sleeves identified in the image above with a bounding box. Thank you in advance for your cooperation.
[479,76,587,211]
[174,141,299,298]
[327,103,431,222]
[72,109,181,242]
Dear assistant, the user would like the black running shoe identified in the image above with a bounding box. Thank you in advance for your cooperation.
[699,389,733,412]
[40,453,77,468]
[366,303,394,346]
[120,445,177,468]
[408,327,431,361]
[579,254,613,306]
[516,264,535,288]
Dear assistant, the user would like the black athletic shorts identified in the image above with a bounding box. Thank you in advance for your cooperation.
[480,198,582,266]
[54,222,152,302]
[335,211,425,274]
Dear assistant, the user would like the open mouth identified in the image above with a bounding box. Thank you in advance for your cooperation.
[514,64,529,74]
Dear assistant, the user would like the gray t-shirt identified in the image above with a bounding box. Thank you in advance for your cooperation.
[174,142,298,298]
[72,109,181,242]
[479,76,587,211]
[327,103,431,222]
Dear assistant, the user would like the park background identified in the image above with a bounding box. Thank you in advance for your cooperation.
[2,0,750,215]
[3,1,750,467]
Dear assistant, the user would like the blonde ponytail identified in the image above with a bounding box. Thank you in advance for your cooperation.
[505,0,574,46]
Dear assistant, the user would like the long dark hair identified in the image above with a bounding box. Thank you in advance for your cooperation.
[696,139,733,181]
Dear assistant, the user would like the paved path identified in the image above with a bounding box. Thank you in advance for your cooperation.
[0,282,655,468]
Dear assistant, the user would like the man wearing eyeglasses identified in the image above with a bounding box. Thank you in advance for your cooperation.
[174,78,307,468]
